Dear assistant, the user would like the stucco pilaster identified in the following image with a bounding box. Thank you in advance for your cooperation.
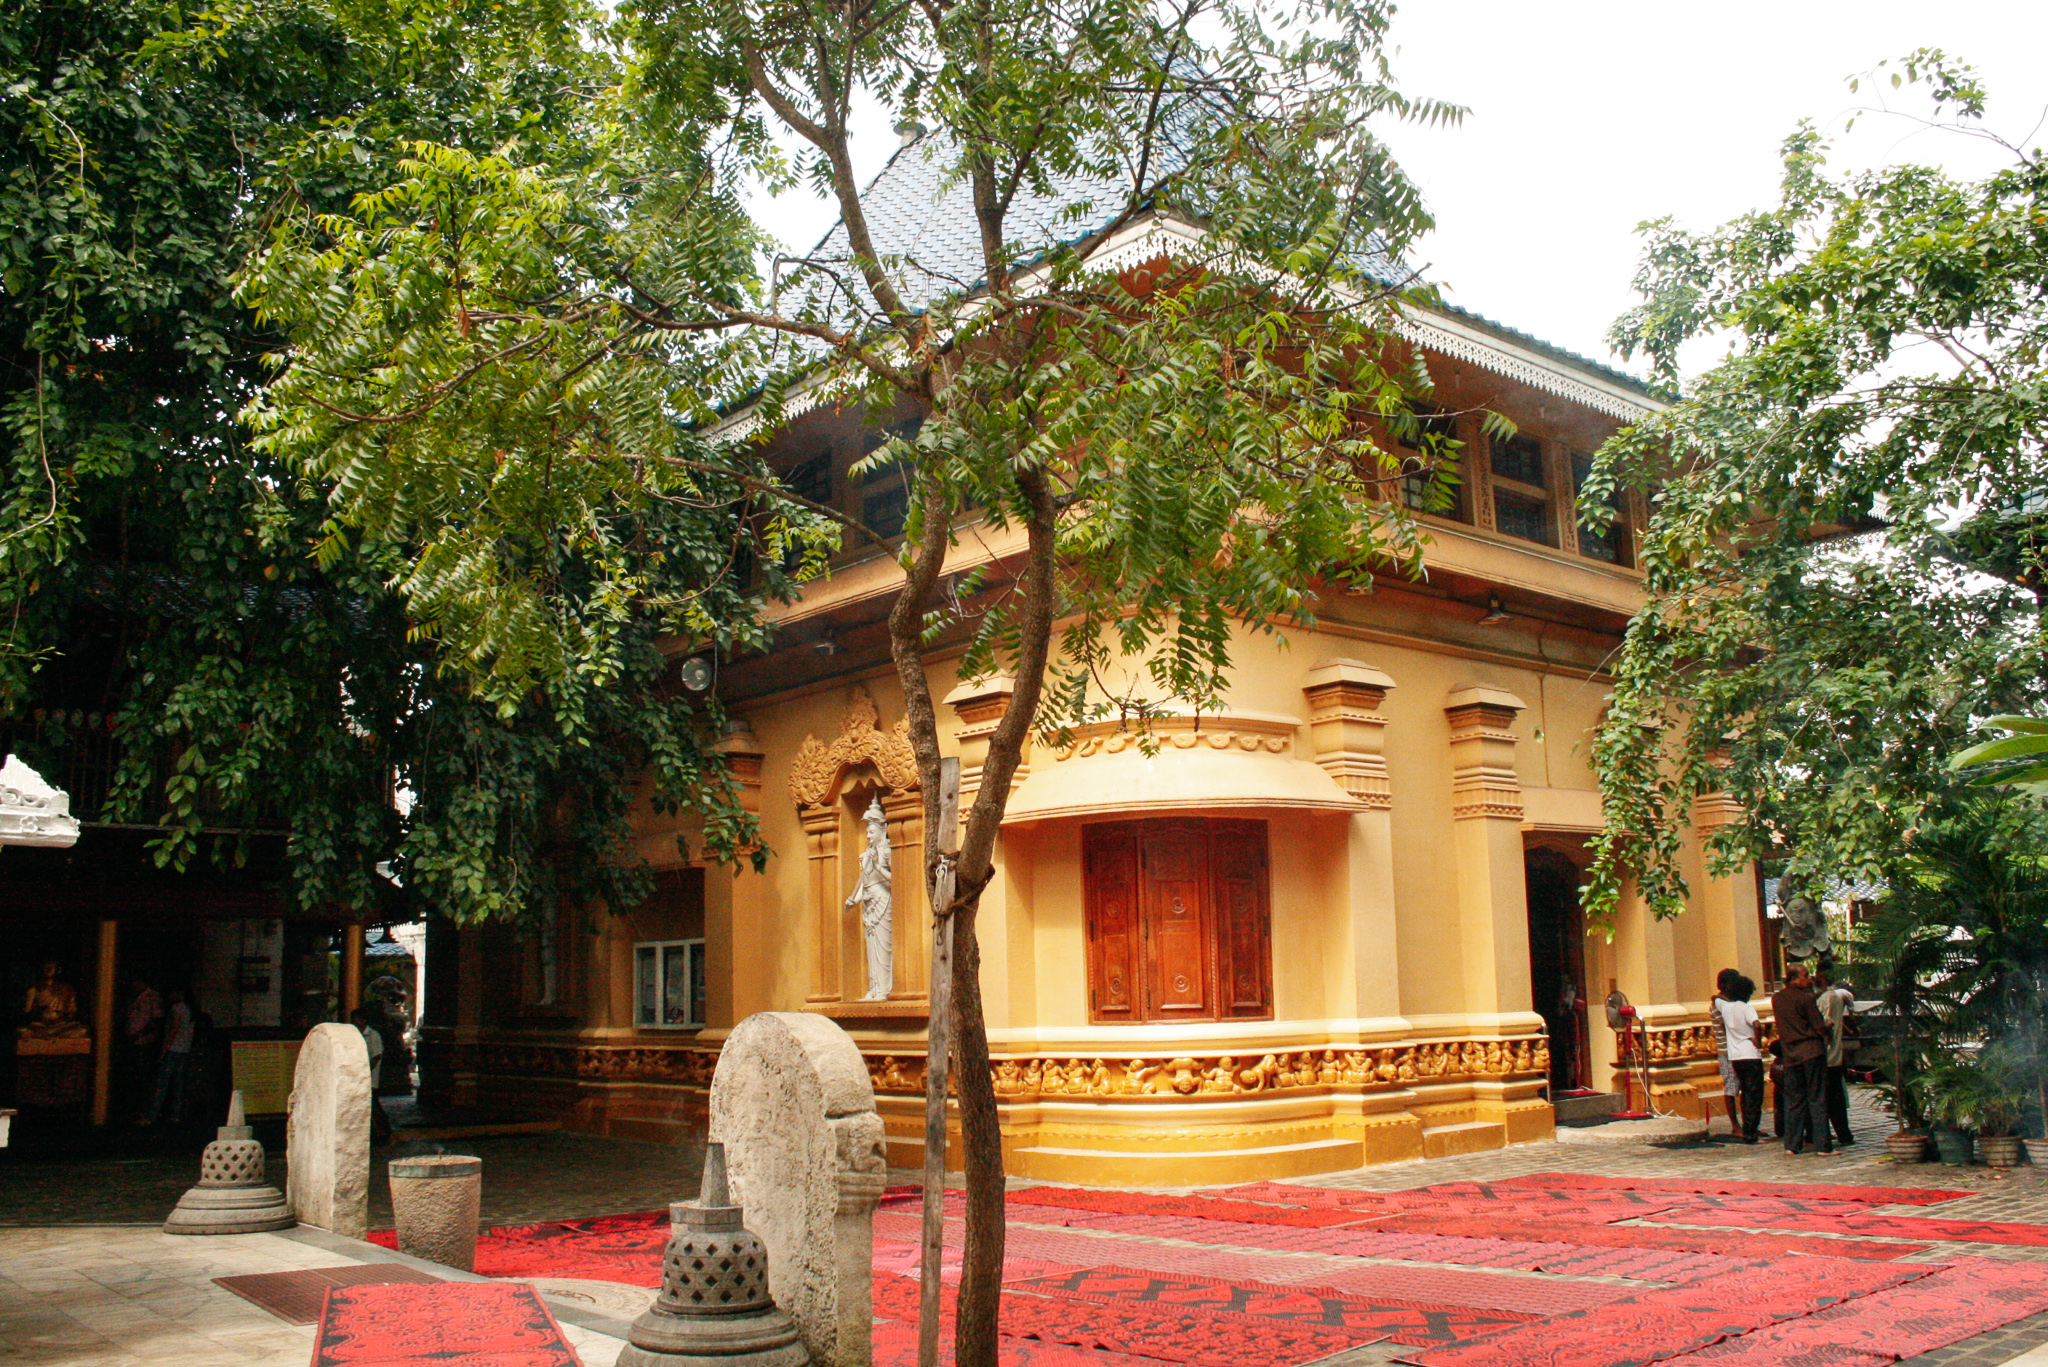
[1304,660,1399,1019]
[1691,786,1763,990]
[1444,686,1533,1016]
[715,721,772,1021]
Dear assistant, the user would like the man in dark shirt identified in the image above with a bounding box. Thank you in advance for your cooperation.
[1772,965,1833,1155]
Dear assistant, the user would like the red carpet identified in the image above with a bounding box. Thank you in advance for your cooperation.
[872,1270,1369,1366]
[1007,1187,1385,1228]
[312,1282,579,1367]
[1002,1266,1539,1347]
[1403,1260,1935,1367]
[1487,1174,1970,1206]
[1370,1213,1926,1262]
[870,1321,1168,1367]
[367,1210,668,1287]
[1655,1205,2048,1248]
[1660,1257,2048,1364]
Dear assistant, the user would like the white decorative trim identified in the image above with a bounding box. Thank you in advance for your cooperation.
[0,754,81,849]
[1395,309,1658,421]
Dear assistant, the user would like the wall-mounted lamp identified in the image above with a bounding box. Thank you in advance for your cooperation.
[812,628,840,656]
[1477,595,1512,626]
[678,657,713,691]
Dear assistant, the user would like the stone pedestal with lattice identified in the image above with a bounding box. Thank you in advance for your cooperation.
[617,1144,809,1367]
[164,1091,294,1234]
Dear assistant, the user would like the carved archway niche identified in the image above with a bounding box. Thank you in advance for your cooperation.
[788,688,927,1005]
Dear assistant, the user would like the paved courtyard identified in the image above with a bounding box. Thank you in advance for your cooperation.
[7,1089,2048,1366]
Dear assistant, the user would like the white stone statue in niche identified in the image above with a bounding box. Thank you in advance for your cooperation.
[846,797,894,1001]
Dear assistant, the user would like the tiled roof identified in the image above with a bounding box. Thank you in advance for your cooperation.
[726,130,1660,430]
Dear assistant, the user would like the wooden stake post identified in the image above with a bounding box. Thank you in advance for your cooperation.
[918,757,960,1367]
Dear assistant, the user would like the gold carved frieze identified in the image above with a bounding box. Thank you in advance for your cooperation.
[880,1039,1552,1102]
[1614,1023,1718,1067]
[789,686,919,809]
[472,1042,716,1086]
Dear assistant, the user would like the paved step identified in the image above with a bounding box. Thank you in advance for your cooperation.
[1554,1091,1624,1124]
[1422,1120,1505,1158]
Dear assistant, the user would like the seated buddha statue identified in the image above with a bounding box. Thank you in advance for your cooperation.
[20,961,88,1040]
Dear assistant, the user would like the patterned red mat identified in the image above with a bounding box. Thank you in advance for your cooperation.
[369,1210,668,1286]
[1654,1204,2048,1248]
[1369,1214,1926,1262]
[1003,1266,1539,1347]
[1657,1257,2048,1364]
[870,1321,1169,1367]
[1488,1174,1971,1206]
[312,1282,579,1367]
[1402,1260,1936,1367]
[872,1270,1368,1366]
[1251,1263,1637,1315]
[1008,1187,1384,1228]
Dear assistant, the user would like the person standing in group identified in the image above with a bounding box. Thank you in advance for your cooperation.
[351,1007,392,1145]
[1709,968,1742,1136]
[1817,971,1858,1147]
[142,987,194,1126]
[1772,964,1833,1155]
[1718,974,1767,1144]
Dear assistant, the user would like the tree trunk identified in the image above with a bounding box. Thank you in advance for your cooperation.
[950,896,1004,1367]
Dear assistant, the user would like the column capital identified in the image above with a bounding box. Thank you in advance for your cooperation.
[1303,659,1396,809]
[713,719,766,808]
[1444,684,1527,734]
[1445,685,1526,822]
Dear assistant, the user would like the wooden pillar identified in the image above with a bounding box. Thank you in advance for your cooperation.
[1444,685,1533,1016]
[340,920,364,1017]
[1302,659,1399,1019]
[90,918,117,1126]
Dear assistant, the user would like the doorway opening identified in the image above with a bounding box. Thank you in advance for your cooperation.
[1525,846,1592,1095]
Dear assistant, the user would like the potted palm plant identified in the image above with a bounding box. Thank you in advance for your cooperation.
[1973,1047,2029,1168]
[1911,1059,1979,1166]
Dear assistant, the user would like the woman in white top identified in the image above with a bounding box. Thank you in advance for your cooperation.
[1718,975,1765,1143]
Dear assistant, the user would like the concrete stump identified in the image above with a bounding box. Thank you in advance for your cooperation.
[389,1154,482,1271]
[711,1013,885,1367]
[286,1022,372,1238]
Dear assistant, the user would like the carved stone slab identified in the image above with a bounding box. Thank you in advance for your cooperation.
[285,1023,372,1238]
[711,1012,887,1367]
[0,755,80,849]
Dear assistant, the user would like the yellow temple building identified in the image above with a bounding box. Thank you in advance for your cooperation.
[431,152,1770,1187]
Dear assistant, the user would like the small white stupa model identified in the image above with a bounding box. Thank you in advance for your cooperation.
[163,1091,295,1234]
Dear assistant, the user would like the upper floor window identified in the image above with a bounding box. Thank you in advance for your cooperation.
[1570,453,1630,566]
[1083,817,1272,1024]
[1490,434,1554,547]
[1396,406,1465,521]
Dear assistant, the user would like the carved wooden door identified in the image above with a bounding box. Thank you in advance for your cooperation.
[1210,819,1272,1019]
[1083,824,1139,1022]
[1083,817,1271,1024]
[1140,821,1212,1020]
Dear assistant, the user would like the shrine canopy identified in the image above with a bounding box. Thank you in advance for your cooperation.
[0,754,82,850]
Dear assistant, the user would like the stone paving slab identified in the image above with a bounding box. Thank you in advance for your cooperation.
[0,1225,630,1367]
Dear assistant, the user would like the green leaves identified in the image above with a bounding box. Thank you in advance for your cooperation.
[1954,717,2048,795]
[1,0,764,927]
[1582,56,2048,927]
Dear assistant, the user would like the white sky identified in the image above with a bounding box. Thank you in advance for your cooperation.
[749,1,2048,383]
[1381,0,2048,376]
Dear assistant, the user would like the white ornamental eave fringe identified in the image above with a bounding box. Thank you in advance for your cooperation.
[0,754,82,850]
